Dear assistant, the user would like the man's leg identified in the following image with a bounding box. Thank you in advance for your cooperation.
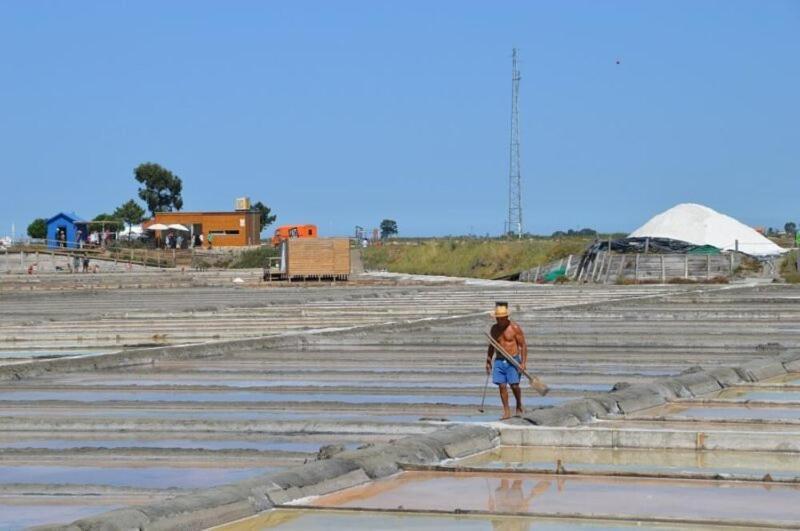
[511,383,523,415]
[497,384,511,419]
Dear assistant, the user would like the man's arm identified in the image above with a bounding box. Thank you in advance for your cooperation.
[515,323,528,371]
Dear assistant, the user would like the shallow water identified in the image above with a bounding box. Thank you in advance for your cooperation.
[0,390,566,407]
[36,378,612,392]
[717,389,800,403]
[0,465,275,489]
[670,405,800,421]
[456,446,800,478]
[0,500,129,530]
[41,377,610,393]
[309,470,800,525]
[216,508,732,530]
[0,437,360,453]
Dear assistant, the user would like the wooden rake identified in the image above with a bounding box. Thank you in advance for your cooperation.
[484,331,549,396]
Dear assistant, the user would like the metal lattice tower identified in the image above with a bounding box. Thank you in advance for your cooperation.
[506,48,523,238]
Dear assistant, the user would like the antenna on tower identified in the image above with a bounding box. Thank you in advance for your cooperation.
[506,48,523,238]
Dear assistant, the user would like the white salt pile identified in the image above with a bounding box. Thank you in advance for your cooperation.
[629,203,786,257]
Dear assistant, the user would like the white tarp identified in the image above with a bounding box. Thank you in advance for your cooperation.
[629,203,787,257]
[119,224,144,237]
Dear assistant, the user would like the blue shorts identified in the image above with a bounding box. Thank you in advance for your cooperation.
[493,355,521,385]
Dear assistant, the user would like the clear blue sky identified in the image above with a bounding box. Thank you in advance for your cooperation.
[1,1,798,237]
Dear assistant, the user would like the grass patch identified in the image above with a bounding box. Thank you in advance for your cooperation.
[780,250,800,283]
[229,246,278,269]
[362,238,589,279]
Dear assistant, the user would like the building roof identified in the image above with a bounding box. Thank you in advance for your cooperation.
[154,211,258,216]
[46,212,87,224]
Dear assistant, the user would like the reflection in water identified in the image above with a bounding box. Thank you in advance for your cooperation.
[487,478,551,531]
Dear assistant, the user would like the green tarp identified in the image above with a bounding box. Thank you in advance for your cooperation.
[544,267,566,282]
[687,245,721,255]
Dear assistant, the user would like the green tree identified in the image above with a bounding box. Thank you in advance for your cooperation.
[92,213,124,232]
[113,200,146,240]
[785,222,797,236]
[27,218,47,239]
[134,162,183,216]
[252,201,277,232]
[380,219,398,239]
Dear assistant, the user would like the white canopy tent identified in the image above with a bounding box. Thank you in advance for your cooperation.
[630,203,787,257]
[147,223,169,231]
[119,224,144,238]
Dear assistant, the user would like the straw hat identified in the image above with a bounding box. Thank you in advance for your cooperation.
[493,301,509,318]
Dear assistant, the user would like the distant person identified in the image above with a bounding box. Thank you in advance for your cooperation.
[486,302,528,420]
[82,255,89,273]
[72,255,80,273]
[76,229,83,249]
[176,234,184,249]
[207,233,213,249]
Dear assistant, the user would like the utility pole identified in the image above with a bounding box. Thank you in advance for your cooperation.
[506,48,523,238]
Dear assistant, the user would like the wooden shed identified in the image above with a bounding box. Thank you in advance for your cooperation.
[276,238,350,281]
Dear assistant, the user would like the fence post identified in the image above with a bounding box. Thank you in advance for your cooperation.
[591,253,601,283]
[706,254,711,280]
[660,255,666,283]
[730,253,734,275]
[604,254,614,284]
[617,254,625,281]
[684,255,689,279]
[634,254,639,282]
[534,265,541,283]
[565,255,572,278]
[599,253,608,282]
[644,238,650,254]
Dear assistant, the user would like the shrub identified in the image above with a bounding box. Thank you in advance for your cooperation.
[229,246,277,269]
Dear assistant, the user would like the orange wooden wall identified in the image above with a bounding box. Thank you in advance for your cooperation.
[152,211,260,247]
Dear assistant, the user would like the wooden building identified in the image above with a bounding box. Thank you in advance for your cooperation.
[151,211,260,247]
[267,238,351,281]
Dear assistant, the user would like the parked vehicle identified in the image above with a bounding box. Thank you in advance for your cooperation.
[271,224,318,247]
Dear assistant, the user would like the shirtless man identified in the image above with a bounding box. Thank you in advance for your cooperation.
[486,302,527,420]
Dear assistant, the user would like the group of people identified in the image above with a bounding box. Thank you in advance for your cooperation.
[163,231,186,249]
[54,228,113,249]
[69,254,95,273]
[161,231,210,249]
